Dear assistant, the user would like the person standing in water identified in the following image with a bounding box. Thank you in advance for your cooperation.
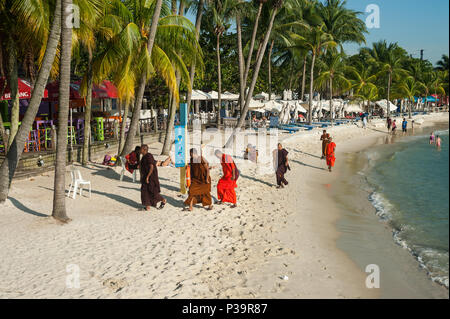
[436,135,442,150]
[391,120,397,134]
[402,118,408,134]
[430,132,435,144]
[387,117,392,133]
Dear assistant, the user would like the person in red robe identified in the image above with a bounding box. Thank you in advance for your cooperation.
[125,146,141,173]
[215,150,237,207]
[326,137,336,172]
[139,145,166,211]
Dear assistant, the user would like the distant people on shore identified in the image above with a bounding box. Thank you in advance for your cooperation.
[387,117,392,133]
[436,135,442,150]
[430,132,435,144]
[139,144,166,211]
[362,114,367,129]
[215,150,238,208]
[276,143,290,189]
[391,120,397,134]
[320,130,328,159]
[244,143,258,163]
[184,148,213,211]
[402,118,408,134]
[326,137,336,172]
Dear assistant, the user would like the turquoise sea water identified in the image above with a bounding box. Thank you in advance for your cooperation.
[365,127,449,288]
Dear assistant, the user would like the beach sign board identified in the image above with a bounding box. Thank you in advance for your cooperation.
[174,125,186,168]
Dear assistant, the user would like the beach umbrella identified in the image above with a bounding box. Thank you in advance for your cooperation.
[0,77,48,100]
[376,99,397,113]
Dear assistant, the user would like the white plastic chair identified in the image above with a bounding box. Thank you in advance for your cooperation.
[119,156,137,182]
[67,168,91,199]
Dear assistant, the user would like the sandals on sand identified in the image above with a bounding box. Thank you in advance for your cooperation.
[157,201,166,210]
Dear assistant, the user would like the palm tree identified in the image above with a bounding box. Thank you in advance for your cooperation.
[226,0,284,147]
[363,41,408,115]
[211,0,233,125]
[421,71,445,111]
[186,0,206,111]
[393,76,425,119]
[298,24,336,124]
[315,50,350,124]
[0,0,62,203]
[435,54,449,71]
[52,0,73,223]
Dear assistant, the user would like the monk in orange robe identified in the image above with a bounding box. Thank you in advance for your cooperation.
[215,150,237,207]
[184,148,213,211]
[326,137,336,172]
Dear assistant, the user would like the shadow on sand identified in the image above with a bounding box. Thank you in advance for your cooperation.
[239,173,274,187]
[118,185,184,208]
[8,197,49,217]
[291,159,327,171]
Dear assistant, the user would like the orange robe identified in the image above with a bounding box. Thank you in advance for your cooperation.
[217,154,237,204]
[326,142,336,167]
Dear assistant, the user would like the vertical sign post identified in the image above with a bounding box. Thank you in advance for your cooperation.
[175,103,188,194]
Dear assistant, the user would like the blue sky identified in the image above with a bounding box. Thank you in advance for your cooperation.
[343,0,449,65]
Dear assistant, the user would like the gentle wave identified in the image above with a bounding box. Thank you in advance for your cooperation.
[368,191,449,289]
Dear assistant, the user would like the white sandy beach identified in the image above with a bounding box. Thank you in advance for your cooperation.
[0,112,448,298]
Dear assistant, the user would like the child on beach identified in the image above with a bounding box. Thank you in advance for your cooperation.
[391,120,397,134]
[402,118,407,133]
[436,135,442,150]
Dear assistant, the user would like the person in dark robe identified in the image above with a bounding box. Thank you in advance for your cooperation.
[215,150,237,207]
[139,144,166,211]
[184,148,213,211]
[320,130,328,159]
[125,146,141,173]
[276,143,290,189]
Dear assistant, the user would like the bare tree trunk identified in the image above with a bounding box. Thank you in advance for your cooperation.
[161,71,180,155]
[120,0,163,156]
[308,51,316,125]
[387,71,391,115]
[301,56,307,100]
[236,13,245,113]
[268,39,274,100]
[243,2,263,88]
[52,0,72,223]
[82,48,93,166]
[118,100,129,155]
[225,7,279,147]
[0,0,61,203]
[186,0,204,111]
[216,33,222,125]
[329,77,333,125]
[6,36,19,149]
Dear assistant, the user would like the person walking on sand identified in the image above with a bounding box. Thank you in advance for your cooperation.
[430,132,435,144]
[387,117,392,133]
[320,130,328,159]
[276,143,290,189]
[215,150,238,208]
[139,145,166,211]
[184,148,213,211]
[362,115,367,129]
[326,137,336,172]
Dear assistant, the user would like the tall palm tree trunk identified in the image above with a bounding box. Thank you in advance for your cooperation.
[329,77,333,125]
[120,0,163,157]
[301,56,307,100]
[387,72,392,115]
[0,0,61,204]
[268,39,274,100]
[6,36,19,148]
[186,0,204,111]
[118,100,129,155]
[82,48,93,166]
[308,51,316,125]
[52,0,72,223]
[243,2,263,88]
[161,71,180,155]
[236,13,245,113]
[216,33,222,125]
[226,6,279,147]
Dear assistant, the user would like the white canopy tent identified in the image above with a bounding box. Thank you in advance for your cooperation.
[222,91,240,100]
[344,103,363,113]
[263,100,283,113]
[191,89,211,100]
[376,99,398,113]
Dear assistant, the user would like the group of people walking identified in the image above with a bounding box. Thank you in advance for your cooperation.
[320,130,337,172]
